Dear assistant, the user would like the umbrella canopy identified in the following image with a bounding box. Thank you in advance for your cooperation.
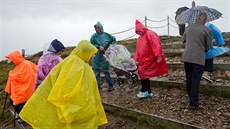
[175,6,189,19]
[176,6,222,24]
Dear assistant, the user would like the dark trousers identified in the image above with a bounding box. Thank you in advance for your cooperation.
[178,24,186,36]
[204,58,214,73]
[141,78,151,93]
[10,99,26,114]
[184,62,204,107]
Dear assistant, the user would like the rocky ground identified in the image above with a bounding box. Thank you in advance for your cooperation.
[166,56,230,64]
[100,81,230,129]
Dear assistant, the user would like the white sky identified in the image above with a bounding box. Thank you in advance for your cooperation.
[0,0,229,60]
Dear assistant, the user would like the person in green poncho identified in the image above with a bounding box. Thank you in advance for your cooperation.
[90,21,116,91]
[19,40,107,129]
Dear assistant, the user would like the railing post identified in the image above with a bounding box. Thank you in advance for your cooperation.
[167,15,169,38]
[22,49,25,57]
[192,1,195,7]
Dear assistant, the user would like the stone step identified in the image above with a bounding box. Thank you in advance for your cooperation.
[103,102,205,129]
[167,63,230,71]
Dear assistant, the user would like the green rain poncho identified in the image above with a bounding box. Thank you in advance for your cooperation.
[19,40,107,129]
[90,21,116,70]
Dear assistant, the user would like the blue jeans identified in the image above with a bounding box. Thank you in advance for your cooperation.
[94,69,113,90]
[184,62,204,107]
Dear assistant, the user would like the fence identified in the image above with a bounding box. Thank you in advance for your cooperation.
[111,16,179,41]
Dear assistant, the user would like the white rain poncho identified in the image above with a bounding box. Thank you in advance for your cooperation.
[105,44,137,72]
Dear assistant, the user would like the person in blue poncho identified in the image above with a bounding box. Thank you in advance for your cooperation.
[90,21,116,91]
[202,23,230,82]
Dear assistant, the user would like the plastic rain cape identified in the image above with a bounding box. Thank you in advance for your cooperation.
[205,22,230,59]
[105,44,137,71]
[19,40,107,129]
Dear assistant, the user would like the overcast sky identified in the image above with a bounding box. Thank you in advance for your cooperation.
[0,0,229,60]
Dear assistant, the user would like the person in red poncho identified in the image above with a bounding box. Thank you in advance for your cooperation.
[5,51,37,114]
[134,19,168,98]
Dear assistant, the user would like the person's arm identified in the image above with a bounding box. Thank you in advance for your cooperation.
[147,32,162,57]
[90,34,100,49]
[106,32,116,44]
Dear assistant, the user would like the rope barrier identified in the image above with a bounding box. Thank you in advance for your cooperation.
[111,27,135,35]
[147,24,168,29]
[122,34,138,41]
[169,17,177,23]
[111,20,145,35]
[169,23,178,28]
[147,18,167,22]
[111,16,179,40]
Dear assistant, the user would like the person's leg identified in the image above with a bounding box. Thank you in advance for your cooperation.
[141,78,151,93]
[190,64,204,107]
[104,69,113,86]
[138,78,152,98]
[204,58,214,73]
[140,78,148,92]
[203,58,214,82]
[94,69,101,90]
[179,24,186,36]
[104,68,114,91]
[184,62,193,98]
[14,102,26,114]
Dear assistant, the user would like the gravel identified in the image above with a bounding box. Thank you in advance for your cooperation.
[100,80,230,129]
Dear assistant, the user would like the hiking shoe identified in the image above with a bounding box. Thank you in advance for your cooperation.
[137,92,153,98]
[107,87,114,92]
[202,75,213,83]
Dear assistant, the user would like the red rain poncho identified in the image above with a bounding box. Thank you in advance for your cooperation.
[134,20,168,79]
[5,51,37,105]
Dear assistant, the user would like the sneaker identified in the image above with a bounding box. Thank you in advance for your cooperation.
[202,75,213,83]
[147,93,153,97]
[137,92,151,98]
[107,86,114,92]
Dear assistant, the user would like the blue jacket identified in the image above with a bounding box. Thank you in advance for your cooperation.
[205,23,229,59]
[90,22,116,69]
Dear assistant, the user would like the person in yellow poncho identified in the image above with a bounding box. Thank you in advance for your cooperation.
[19,40,107,129]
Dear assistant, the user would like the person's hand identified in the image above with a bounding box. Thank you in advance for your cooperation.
[99,46,104,51]
[156,56,162,63]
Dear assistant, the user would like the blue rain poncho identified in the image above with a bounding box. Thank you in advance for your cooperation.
[19,40,107,129]
[205,23,229,59]
[90,21,116,70]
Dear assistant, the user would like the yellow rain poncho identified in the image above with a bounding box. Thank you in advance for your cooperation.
[19,40,107,129]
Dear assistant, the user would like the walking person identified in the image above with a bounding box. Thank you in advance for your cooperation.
[90,21,116,91]
[36,39,65,89]
[5,51,37,115]
[181,12,212,109]
[19,40,107,129]
[202,22,229,83]
[134,19,168,98]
